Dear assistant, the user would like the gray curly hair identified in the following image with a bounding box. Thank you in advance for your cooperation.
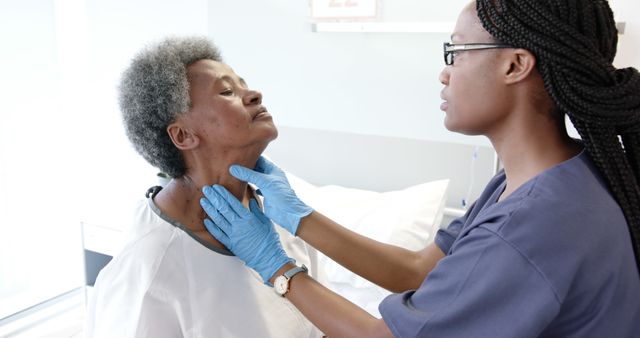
[119,36,222,178]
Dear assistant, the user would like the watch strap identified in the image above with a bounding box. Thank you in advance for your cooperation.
[283,264,308,280]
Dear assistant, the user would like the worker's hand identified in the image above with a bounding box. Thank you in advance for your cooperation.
[229,156,313,235]
[200,184,293,285]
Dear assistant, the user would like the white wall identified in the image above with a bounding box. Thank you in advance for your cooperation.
[610,0,640,69]
[207,0,480,146]
[208,0,639,146]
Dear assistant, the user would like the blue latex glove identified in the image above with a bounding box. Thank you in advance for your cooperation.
[200,184,293,285]
[229,156,313,235]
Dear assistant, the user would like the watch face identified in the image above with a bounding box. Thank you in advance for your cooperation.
[274,276,288,295]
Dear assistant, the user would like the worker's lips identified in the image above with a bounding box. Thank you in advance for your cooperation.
[440,91,448,111]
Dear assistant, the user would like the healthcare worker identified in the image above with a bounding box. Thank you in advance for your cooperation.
[200,0,640,337]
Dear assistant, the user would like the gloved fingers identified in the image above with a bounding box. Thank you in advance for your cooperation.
[229,164,270,188]
[249,198,272,225]
[204,218,230,246]
[211,185,252,219]
[254,156,276,174]
[256,156,286,178]
[202,186,237,219]
[200,197,233,234]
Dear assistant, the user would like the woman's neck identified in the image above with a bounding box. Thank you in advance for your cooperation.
[153,167,253,250]
[491,118,582,202]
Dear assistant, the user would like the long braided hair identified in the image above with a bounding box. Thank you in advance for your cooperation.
[475,0,640,274]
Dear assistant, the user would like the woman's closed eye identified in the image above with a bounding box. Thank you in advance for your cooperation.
[220,88,234,96]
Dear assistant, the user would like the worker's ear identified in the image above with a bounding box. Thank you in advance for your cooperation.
[167,120,199,150]
[501,48,537,85]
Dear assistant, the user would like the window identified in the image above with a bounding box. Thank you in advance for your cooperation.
[0,0,208,320]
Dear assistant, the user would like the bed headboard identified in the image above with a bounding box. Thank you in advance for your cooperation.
[265,126,498,225]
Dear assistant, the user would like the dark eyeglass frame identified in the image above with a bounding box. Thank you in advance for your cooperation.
[443,42,513,65]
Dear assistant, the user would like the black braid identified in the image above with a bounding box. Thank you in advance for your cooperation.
[476,0,640,275]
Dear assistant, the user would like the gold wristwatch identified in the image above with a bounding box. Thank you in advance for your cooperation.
[274,264,308,297]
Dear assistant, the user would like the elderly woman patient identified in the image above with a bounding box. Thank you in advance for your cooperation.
[85,36,324,338]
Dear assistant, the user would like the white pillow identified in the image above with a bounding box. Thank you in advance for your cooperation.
[285,171,449,316]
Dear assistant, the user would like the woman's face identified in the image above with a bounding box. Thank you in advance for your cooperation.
[438,2,512,136]
[181,59,278,154]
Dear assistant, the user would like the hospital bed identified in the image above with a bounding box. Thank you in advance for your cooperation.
[266,126,497,223]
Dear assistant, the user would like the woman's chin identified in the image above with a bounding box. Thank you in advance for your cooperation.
[443,117,473,135]
[267,125,278,141]
[443,116,457,132]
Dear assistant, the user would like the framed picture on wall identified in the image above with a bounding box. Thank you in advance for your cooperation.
[310,0,379,21]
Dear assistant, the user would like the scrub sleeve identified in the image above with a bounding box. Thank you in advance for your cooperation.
[379,226,559,337]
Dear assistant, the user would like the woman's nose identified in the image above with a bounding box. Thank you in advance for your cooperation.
[244,89,262,105]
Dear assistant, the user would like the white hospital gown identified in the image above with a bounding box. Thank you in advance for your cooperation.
[85,195,324,338]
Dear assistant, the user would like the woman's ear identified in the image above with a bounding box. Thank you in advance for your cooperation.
[167,120,199,150]
[503,48,537,85]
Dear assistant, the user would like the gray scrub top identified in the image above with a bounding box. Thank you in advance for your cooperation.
[379,149,640,337]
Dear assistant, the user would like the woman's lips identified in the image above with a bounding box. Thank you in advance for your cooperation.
[253,111,271,120]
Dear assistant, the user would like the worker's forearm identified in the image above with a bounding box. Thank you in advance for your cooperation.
[270,263,393,338]
[297,211,438,292]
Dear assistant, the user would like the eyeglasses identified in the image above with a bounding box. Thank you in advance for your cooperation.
[443,42,513,65]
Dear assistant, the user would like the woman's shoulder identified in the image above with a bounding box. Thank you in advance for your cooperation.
[488,150,615,216]
[96,200,184,285]
[479,150,626,260]
[121,199,181,253]
[527,150,620,213]
[476,150,625,245]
